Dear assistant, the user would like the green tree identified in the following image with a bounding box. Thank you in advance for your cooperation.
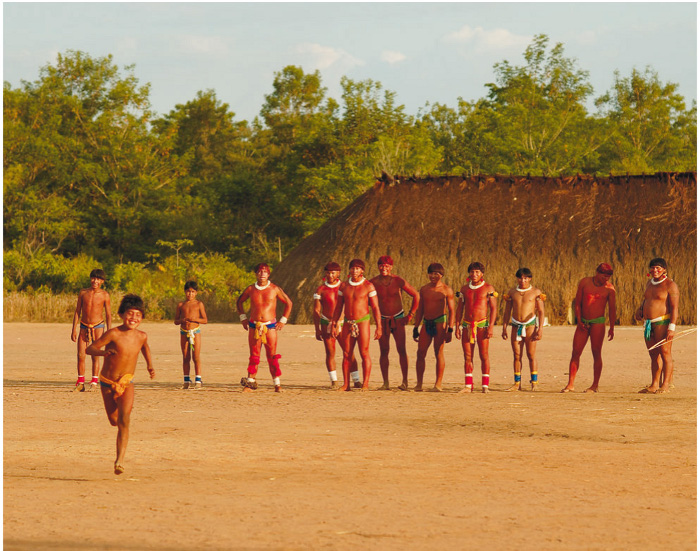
[3,51,179,261]
[595,67,697,173]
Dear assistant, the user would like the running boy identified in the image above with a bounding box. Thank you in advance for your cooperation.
[174,281,208,389]
[313,262,361,388]
[501,268,545,391]
[71,269,112,392]
[412,263,455,392]
[86,294,154,475]
[455,262,498,393]
[237,263,293,392]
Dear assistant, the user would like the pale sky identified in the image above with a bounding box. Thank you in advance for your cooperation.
[3,2,697,122]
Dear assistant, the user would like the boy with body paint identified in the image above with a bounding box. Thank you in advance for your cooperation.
[174,281,208,389]
[86,294,154,475]
[71,269,112,392]
[501,268,545,391]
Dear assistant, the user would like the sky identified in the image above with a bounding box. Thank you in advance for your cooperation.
[3,2,697,122]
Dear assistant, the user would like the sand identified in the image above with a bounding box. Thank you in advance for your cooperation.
[3,322,696,550]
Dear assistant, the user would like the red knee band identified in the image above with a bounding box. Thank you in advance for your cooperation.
[269,354,282,377]
[248,355,260,375]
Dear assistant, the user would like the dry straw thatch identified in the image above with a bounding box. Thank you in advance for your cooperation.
[271,172,697,326]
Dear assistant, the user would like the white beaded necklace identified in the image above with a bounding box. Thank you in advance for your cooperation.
[348,277,366,286]
[468,281,485,290]
[517,285,532,293]
[324,280,341,288]
[255,281,271,291]
[651,275,667,286]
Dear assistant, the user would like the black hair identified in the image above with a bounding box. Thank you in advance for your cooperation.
[184,280,198,291]
[648,257,667,270]
[515,267,532,278]
[89,268,107,281]
[468,262,485,273]
[118,294,145,317]
[427,263,445,275]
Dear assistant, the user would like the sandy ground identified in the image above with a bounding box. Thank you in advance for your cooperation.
[3,322,697,550]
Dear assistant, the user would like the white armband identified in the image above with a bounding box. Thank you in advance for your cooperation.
[368,290,377,297]
[669,323,676,331]
[239,313,247,321]
[313,293,321,300]
[280,316,288,324]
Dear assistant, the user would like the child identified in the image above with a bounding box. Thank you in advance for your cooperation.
[174,281,208,389]
[71,269,112,392]
[86,294,155,475]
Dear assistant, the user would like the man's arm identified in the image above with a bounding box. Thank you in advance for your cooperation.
[502,293,512,340]
[667,282,680,341]
[331,287,345,338]
[575,280,585,330]
[275,286,293,330]
[400,279,420,322]
[412,289,425,342]
[454,291,464,340]
[445,288,455,343]
[313,292,323,340]
[369,287,383,340]
[487,288,497,339]
[141,336,155,379]
[533,291,545,341]
[236,287,252,330]
[607,286,616,341]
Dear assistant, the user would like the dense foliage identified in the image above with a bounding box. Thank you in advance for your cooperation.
[4,35,696,298]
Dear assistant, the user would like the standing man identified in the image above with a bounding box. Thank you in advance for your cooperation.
[501,268,545,391]
[237,263,293,392]
[456,262,498,393]
[412,263,455,392]
[331,259,382,391]
[635,258,679,394]
[561,263,616,393]
[71,269,112,392]
[370,255,420,391]
[313,262,361,389]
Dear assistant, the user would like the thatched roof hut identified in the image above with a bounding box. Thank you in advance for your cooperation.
[272,172,697,325]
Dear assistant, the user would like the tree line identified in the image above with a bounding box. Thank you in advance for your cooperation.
[4,34,696,292]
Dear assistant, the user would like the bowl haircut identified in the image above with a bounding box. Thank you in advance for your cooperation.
[118,294,145,317]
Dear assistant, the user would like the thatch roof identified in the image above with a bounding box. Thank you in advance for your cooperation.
[272,172,697,325]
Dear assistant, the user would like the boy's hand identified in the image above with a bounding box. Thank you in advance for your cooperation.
[502,327,508,340]
[147,366,155,379]
[105,349,117,356]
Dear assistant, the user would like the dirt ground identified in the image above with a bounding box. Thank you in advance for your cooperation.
[3,322,697,550]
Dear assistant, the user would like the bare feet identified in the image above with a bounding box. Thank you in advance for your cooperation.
[413,384,423,392]
[274,385,282,393]
[656,385,670,394]
[429,386,442,392]
[377,382,391,391]
[638,386,658,394]
[505,383,521,392]
[330,381,340,389]
[194,381,202,390]
[353,381,363,389]
[114,462,125,475]
[242,387,254,393]
[73,383,85,393]
[336,385,350,392]
[560,386,574,393]
[397,382,409,391]
[181,381,190,390]
[530,382,538,392]
[482,387,489,394]
[458,386,472,394]
[584,387,598,393]
[85,382,98,392]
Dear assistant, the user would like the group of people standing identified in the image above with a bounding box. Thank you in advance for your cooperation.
[69,256,679,475]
